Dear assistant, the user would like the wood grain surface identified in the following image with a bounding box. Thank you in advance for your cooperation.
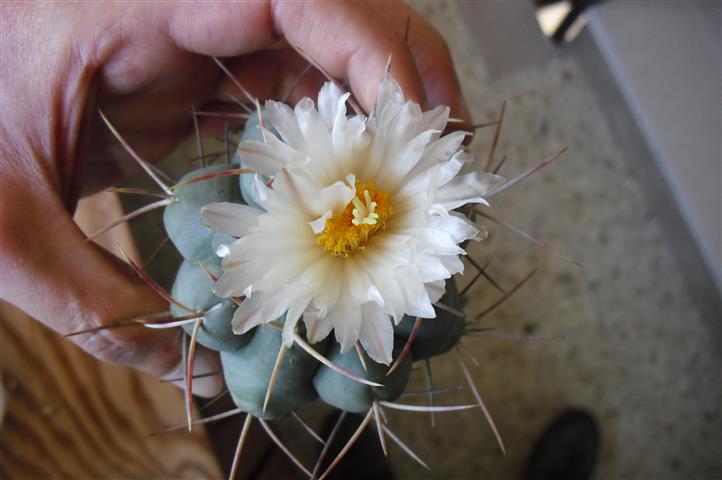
[0,192,223,479]
[0,301,223,479]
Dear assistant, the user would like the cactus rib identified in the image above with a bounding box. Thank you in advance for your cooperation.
[266,320,384,388]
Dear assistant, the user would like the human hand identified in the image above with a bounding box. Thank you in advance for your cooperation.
[0,1,468,396]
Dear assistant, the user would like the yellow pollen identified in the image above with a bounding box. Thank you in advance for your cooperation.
[316,181,392,257]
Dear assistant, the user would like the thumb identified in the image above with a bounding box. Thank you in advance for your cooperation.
[0,177,222,398]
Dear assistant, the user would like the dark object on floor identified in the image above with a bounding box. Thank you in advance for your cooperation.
[521,408,600,480]
[319,411,395,480]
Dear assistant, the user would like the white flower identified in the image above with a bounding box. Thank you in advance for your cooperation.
[202,76,504,365]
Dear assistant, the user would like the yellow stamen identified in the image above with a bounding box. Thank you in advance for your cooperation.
[316,181,392,257]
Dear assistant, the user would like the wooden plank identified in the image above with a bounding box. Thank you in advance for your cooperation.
[0,191,223,478]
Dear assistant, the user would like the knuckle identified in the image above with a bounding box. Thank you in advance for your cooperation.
[74,327,135,366]
[68,303,137,366]
[70,307,181,379]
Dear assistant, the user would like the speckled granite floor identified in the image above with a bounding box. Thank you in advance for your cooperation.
[121,3,721,478]
[376,3,720,479]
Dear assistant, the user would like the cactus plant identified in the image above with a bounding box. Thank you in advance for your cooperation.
[75,58,568,479]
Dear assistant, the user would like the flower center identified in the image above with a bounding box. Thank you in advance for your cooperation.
[316,181,392,257]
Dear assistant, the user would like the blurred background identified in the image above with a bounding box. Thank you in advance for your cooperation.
[1,1,719,479]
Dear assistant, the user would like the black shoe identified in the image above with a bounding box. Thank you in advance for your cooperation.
[521,408,599,480]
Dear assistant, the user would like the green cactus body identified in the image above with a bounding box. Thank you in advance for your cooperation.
[221,323,328,420]
[170,256,252,352]
[313,340,413,413]
[394,278,465,361]
[163,164,243,261]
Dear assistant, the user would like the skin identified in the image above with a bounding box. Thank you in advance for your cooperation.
[0,1,468,397]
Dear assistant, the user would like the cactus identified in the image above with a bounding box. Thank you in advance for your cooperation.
[79,62,568,478]
[171,256,250,352]
[166,144,461,415]
[314,339,413,414]
[221,321,326,420]
[163,164,242,261]
[161,114,467,422]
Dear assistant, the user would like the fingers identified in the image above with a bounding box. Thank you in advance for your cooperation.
[271,1,427,111]
[212,48,326,104]
[163,1,427,111]
[109,1,463,121]
[0,176,222,397]
[369,1,470,120]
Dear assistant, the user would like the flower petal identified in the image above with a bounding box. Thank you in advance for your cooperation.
[296,97,331,152]
[419,105,451,133]
[395,265,436,318]
[374,75,405,114]
[237,133,308,176]
[309,210,333,234]
[436,171,506,210]
[303,310,334,344]
[386,129,437,187]
[201,202,261,238]
[438,150,473,187]
[439,255,465,276]
[271,167,322,217]
[318,82,349,130]
[310,260,343,317]
[330,299,362,354]
[425,279,447,304]
[359,303,394,365]
[282,292,312,347]
[231,291,285,334]
[429,211,481,243]
[414,252,453,283]
[264,100,305,149]
[408,130,467,180]
[319,179,356,214]
[214,258,269,297]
